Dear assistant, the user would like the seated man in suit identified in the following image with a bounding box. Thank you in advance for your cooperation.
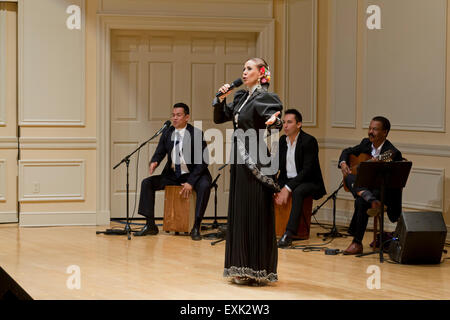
[339,116,403,254]
[275,109,326,247]
[134,103,212,241]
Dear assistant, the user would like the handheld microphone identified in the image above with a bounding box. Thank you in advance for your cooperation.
[216,78,243,97]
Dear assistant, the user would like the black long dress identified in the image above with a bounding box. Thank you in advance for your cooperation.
[213,85,283,282]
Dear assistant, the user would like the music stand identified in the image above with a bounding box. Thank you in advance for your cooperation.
[354,161,412,262]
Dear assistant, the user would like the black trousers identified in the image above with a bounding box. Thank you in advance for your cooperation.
[344,173,402,243]
[281,179,320,234]
[137,171,211,227]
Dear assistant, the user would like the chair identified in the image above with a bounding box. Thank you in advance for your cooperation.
[274,195,313,239]
[372,210,391,252]
[163,186,196,234]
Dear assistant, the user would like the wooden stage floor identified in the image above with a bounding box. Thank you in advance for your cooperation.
[0,221,448,300]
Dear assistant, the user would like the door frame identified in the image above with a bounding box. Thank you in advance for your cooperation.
[96,14,274,224]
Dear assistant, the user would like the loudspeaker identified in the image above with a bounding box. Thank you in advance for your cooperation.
[389,212,447,264]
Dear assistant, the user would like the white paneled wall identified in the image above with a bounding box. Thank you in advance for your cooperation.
[19,0,85,126]
[284,0,317,126]
[0,3,18,223]
[362,0,447,132]
[330,0,357,128]
[19,160,85,202]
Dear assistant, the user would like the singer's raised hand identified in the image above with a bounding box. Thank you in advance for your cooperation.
[265,111,281,125]
[218,84,232,102]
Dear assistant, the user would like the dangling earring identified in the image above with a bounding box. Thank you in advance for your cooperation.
[256,78,262,90]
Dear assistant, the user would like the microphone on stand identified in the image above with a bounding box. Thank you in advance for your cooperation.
[137,120,171,150]
[154,120,172,136]
[114,120,171,170]
[216,78,243,97]
[105,120,172,239]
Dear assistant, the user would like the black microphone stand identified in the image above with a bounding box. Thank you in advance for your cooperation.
[96,124,169,240]
[203,173,226,240]
[208,163,230,245]
[315,181,347,240]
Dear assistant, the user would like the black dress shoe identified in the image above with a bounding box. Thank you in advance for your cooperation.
[134,223,159,236]
[277,232,293,248]
[190,226,202,241]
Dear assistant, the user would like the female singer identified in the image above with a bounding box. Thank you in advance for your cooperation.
[213,58,283,285]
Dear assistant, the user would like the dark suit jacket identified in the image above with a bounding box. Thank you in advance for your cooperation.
[277,130,326,200]
[150,123,212,186]
[338,138,404,222]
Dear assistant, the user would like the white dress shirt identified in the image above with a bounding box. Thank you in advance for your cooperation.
[171,126,190,175]
[371,141,384,158]
[284,132,300,192]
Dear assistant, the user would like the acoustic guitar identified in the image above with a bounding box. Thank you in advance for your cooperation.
[342,149,394,192]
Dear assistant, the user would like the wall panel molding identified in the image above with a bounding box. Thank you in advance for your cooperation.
[361,0,447,132]
[0,136,18,149]
[98,0,273,19]
[0,5,6,126]
[330,0,357,128]
[19,0,86,126]
[19,137,97,149]
[284,0,317,126]
[19,160,85,202]
[320,138,450,158]
[0,159,5,201]
[0,2,17,128]
[402,167,444,211]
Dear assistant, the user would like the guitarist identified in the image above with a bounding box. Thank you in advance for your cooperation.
[339,116,403,255]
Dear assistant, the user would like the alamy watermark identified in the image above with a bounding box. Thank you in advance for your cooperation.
[367,5,382,30]
[171,121,280,176]
[66,265,81,290]
[366,265,381,290]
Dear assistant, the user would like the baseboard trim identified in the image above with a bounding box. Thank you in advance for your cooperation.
[0,211,18,223]
[314,207,450,241]
[19,211,97,227]
[314,207,397,233]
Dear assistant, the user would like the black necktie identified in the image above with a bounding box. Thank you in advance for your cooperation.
[174,132,182,178]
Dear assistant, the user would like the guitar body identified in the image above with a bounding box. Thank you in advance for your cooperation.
[343,153,371,192]
[342,149,394,192]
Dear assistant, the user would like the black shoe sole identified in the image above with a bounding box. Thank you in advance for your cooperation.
[134,229,159,236]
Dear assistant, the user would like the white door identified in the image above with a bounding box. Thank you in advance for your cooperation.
[110,29,256,219]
